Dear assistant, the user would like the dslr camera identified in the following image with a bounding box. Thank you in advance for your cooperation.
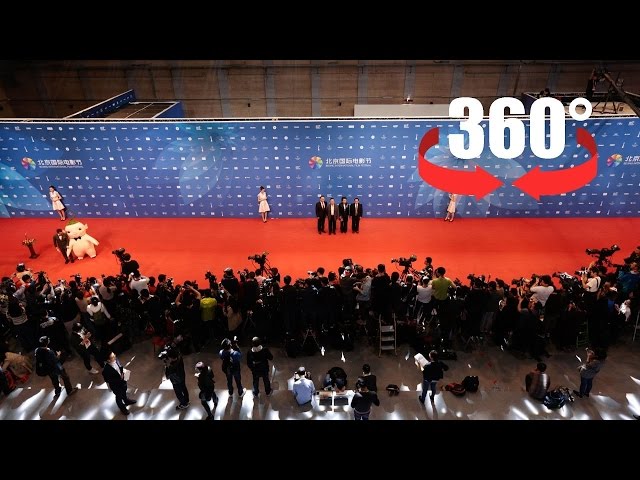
[585,244,620,260]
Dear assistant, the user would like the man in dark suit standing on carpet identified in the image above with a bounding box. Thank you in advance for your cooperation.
[338,196,350,233]
[102,350,136,416]
[315,195,328,234]
[350,197,363,233]
[53,228,74,264]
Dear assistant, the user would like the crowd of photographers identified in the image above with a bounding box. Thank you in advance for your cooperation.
[0,244,638,406]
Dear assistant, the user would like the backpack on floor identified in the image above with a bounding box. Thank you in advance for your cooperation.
[445,382,466,396]
[543,387,574,409]
[462,375,479,392]
[34,348,50,377]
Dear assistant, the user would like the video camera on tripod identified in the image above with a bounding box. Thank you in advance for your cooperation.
[248,252,268,265]
[585,244,620,262]
[391,254,417,268]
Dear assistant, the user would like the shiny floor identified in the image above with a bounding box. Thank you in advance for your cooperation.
[2,327,640,421]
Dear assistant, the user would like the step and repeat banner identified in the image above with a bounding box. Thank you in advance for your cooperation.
[0,117,639,218]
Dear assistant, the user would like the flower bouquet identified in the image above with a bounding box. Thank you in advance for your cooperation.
[22,234,38,259]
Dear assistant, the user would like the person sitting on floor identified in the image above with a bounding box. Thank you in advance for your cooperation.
[525,361,550,401]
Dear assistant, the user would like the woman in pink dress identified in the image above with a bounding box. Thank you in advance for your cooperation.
[444,193,458,222]
[49,185,66,221]
[258,186,270,223]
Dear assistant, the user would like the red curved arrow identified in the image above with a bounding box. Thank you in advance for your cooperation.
[417,127,503,201]
[512,128,598,200]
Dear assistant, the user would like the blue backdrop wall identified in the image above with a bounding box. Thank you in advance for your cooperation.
[0,117,638,218]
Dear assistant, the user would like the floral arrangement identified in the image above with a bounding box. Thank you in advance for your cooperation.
[22,234,35,246]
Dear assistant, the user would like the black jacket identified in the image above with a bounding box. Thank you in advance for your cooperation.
[198,366,215,394]
[102,361,126,392]
[247,347,273,374]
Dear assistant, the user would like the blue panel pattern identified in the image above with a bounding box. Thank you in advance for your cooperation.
[0,118,638,218]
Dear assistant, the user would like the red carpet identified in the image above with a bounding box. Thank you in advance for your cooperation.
[1,217,638,286]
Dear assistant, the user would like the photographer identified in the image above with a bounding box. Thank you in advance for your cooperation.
[70,322,104,374]
[617,262,640,299]
[529,275,555,308]
[163,346,190,410]
[120,253,139,277]
[129,270,150,294]
[176,283,202,352]
[35,335,78,398]
[292,366,315,406]
[87,296,112,343]
[221,268,240,297]
[219,337,245,397]
[53,228,75,264]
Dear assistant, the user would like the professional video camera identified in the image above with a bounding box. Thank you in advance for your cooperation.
[205,271,217,288]
[585,244,620,261]
[391,254,417,268]
[467,273,488,286]
[112,247,127,261]
[552,271,583,299]
[575,267,589,276]
[248,252,268,265]
[16,263,27,273]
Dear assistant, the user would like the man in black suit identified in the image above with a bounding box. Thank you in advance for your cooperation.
[338,196,349,233]
[53,228,74,264]
[102,350,136,415]
[327,198,339,235]
[350,197,363,233]
[315,195,327,234]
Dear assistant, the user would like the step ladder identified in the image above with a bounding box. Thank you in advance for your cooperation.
[379,318,397,357]
[576,320,589,349]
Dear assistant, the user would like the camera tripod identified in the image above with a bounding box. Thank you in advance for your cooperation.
[301,327,322,353]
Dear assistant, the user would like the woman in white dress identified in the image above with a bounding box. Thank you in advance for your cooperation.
[257,186,270,223]
[49,185,66,221]
[444,193,458,222]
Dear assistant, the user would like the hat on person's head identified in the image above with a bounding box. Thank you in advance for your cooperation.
[39,336,49,346]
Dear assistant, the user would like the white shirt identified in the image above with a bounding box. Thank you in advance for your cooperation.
[529,285,554,306]
[130,277,150,293]
[584,276,601,293]
[87,302,111,319]
[416,283,433,304]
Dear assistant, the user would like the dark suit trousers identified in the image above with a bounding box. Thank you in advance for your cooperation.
[317,216,326,233]
[328,216,337,234]
[340,216,348,233]
[352,216,360,232]
[112,383,129,411]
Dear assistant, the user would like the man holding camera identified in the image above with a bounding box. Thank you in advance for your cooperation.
[119,253,139,277]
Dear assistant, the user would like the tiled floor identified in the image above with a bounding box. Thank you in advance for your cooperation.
[2,327,640,421]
